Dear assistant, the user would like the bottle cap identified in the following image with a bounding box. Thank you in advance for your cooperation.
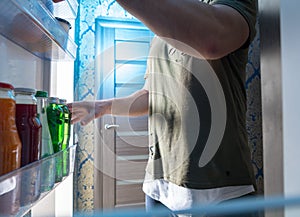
[15,87,36,95]
[36,90,48,98]
[48,97,59,103]
[59,99,67,104]
[0,82,14,90]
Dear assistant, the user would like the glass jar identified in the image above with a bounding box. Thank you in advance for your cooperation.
[0,82,22,215]
[14,87,42,205]
[14,87,41,165]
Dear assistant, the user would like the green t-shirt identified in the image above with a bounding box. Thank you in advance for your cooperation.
[145,0,257,189]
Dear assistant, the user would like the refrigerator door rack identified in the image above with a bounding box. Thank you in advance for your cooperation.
[0,0,77,61]
[0,145,77,217]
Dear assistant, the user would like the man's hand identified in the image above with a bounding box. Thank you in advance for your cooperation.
[67,100,111,126]
[67,88,149,126]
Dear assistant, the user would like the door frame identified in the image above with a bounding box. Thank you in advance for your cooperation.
[94,17,151,209]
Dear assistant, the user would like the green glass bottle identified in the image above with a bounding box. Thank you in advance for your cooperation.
[47,97,64,182]
[36,90,55,192]
[59,98,71,177]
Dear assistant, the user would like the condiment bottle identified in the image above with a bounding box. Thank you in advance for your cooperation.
[15,88,41,165]
[0,82,22,215]
[0,82,22,175]
[14,87,42,205]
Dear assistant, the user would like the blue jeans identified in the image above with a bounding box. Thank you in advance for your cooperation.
[145,194,260,217]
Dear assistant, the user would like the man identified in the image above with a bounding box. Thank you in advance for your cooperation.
[69,0,257,216]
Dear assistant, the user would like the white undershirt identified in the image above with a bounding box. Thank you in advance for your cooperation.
[143,173,254,211]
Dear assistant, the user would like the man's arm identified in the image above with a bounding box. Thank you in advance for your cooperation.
[110,88,149,117]
[116,0,249,59]
[69,88,149,126]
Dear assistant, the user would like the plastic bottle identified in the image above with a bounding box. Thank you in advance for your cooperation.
[14,87,42,205]
[0,82,22,215]
[59,99,71,177]
[35,90,55,192]
[0,83,22,175]
[47,97,64,182]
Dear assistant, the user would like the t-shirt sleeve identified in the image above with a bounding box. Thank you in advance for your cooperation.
[211,0,257,47]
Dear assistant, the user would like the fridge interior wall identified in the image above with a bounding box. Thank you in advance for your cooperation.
[0,31,74,216]
[0,24,75,104]
[0,35,44,89]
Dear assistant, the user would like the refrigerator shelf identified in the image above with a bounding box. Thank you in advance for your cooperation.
[0,0,77,61]
[0,145,77,217]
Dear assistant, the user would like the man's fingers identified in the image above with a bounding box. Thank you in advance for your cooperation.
[67,103,72,110]
[71,116,82,125]
[67,101,95,125]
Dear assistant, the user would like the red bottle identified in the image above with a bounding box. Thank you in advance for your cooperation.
[14,88,41,166]
[14,87,42,205]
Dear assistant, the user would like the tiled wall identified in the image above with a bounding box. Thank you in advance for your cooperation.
[73,0,129,212]
[74,0,263,212]
[246,22,263,194]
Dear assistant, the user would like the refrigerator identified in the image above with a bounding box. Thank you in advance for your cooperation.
[0,0,78,216]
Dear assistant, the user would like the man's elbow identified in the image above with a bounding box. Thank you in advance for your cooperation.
[196,40,231,60]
